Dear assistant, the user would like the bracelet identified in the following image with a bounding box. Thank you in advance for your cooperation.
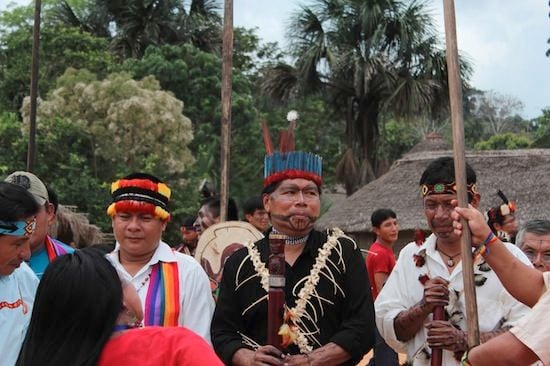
[460,348,473,366]
[483,232,498,247]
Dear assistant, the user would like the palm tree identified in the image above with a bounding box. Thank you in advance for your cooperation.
[262,0,471,193]
[50,0,222,58]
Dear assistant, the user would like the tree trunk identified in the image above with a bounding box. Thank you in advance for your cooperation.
[356,99,379,188]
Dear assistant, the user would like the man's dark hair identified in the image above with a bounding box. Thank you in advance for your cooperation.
[419,157,477,202]
[180,215,197,229]
[0,182,40,223]
[242,197,264,216]
[46,185,58,213]
[16,249,122,366]
[200,196,239,221]
[371,208,397,228]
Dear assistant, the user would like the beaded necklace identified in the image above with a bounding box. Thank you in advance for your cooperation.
[135,268,153,293]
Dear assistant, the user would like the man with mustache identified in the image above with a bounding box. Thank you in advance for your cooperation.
[211,150,375,365]
[374,157,531,366]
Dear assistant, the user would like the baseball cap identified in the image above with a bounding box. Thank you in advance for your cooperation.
[4,171,49,205]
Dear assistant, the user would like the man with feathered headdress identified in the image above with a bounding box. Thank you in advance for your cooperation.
[211,113,375,365]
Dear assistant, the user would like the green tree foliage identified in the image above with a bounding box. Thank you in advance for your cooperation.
[474,133,532,150]
[531,108,550,147]
[0,24,113,112]
[0,111,110,229]
[50,0,222,58]
[20,68,194,180]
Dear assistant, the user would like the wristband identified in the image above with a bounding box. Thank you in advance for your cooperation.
[483,232,498,247]
[461,348,473,366]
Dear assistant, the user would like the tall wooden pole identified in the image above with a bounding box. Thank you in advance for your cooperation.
[27,0,42,172]
[219,0,234,222]
[442,0,480,347]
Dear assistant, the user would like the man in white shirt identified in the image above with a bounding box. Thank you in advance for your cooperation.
[375,157,531,366]
[0,182,40,366]
[105,173,214,343]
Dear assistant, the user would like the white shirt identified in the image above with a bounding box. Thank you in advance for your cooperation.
[375,234,532,366]
[107,241,215,344]
[0,263,39,366]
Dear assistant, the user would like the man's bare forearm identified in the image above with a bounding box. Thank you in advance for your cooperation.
[480,326,511,344]
[394,301,431,342]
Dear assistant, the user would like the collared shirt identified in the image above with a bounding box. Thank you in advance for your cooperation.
[510,271,550,365]
[0,263,39,366]
[375,234,532,366]
[211,229,375,365]
[107,241,215,344]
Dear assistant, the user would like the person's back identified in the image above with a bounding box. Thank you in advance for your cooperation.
[98,326,223,366]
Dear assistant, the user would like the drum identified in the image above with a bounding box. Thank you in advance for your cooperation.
[195,221,264,300]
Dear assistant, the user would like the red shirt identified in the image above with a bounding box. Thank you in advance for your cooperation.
[98,327,223,366]
[365,242,396,299]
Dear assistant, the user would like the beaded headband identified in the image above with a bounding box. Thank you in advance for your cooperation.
[107,173,171,220]
[420,182,478,197]
[0,217,36,237]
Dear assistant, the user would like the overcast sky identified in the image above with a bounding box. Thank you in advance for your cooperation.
[2,0,549,118]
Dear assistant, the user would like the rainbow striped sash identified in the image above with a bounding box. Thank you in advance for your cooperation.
[45,236,70,262]
[144,261,180,326]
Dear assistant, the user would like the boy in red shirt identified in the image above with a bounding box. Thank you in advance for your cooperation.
[366,208,399,366]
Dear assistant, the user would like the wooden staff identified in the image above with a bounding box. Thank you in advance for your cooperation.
[27,0,42,172]
[267,233,286,349]
[431,306,445,366]
[219,0,234,222]
[442,0,480,349]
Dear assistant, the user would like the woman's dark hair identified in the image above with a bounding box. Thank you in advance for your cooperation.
[199,196,239,221]
[16,249,122,366]
[0,182,39,222]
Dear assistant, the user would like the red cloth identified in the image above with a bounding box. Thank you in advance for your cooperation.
[365,242,396,299]
[98,327,223,366]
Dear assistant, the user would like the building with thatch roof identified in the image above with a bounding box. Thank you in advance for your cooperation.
[316,137,550,253]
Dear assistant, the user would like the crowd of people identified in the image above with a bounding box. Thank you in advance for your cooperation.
[1,143,549,366]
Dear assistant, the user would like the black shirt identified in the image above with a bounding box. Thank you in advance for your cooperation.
[211,229,375,365]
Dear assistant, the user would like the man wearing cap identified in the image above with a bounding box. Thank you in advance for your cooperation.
[0,182,40,365]
[374,157,531,366]
[105,173,214,343]
[211,149,375,365]
[5,171,74,279]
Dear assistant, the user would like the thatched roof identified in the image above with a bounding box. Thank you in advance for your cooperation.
[317,148,550,232]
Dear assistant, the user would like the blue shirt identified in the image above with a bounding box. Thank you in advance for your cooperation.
[29,238,74,279]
